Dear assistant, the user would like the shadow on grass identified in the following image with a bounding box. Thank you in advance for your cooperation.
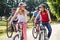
[0,30,6,35]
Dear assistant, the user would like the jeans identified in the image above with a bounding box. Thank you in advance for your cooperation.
[42,22,52,38]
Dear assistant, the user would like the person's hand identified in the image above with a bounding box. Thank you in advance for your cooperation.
[26,20,29,23]
[31,19,32,21]
[27,20,29,23]
[7,19,9,21]
[34,20,36,23]
[9,21,12,25]
[49,20,52,24]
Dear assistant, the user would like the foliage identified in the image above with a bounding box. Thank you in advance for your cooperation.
[47,0,60,20]
[26,0,40,11]
[0,0,11,17]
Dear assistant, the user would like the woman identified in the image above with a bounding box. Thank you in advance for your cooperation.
[9,2,28,40]
[8,8,17,23]
[35,4,52,40]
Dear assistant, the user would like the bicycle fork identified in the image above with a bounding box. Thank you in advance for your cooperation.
[40,29,47,40]
[40,30,45,40]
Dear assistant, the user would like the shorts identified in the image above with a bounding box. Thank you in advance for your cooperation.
[13,21,17,24]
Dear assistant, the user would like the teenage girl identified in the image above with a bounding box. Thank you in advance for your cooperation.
[35,4,52,40]
[9,2,28,40]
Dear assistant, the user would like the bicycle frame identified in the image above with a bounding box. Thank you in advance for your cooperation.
[39,25,47,40]
[13,22,25,40]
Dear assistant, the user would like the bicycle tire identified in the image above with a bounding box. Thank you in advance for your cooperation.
[39,30,45,40]
[6,24,13,38]
[32,27,39,39]
[44,29,47,40]
[13,34,19,40]
[13,32,23,40]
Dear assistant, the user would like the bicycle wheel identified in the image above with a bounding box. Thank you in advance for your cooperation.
[13,34,19,40]
[39,30,45,40]
[6,23,13,38]
[44,29,47,40]
[32,27,39,39]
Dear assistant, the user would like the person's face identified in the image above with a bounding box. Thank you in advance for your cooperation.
[12,10,16,13]
[39,8,41,11]
[36,9,39,12]
[20,6,26,10]
[40,6,45,11]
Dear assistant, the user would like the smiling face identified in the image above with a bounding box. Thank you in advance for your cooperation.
[18,5,26,15]
[20,6,26,10]
[40,6,45,12]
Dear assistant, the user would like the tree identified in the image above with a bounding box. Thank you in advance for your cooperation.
[26,0,40,19]
[26,0,40,11]
[0,0,11,20]
[47,0,60,21]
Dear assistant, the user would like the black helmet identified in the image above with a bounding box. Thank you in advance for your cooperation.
[12,8,16,10]
[35,7,39,10]
[39,4,46,8]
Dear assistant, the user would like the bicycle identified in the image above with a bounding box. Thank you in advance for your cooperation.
[13,22,24,40]
[32,20,40,39]
[32,26,39,39]
[32,23,48,40]
[6,20,17,38]
[39,24,48,40]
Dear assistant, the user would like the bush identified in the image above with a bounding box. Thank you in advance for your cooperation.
[47,0,60,21]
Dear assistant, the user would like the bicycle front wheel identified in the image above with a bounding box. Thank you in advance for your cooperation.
[13,34,19,40]
[39,30,45,40]
[6,24,13,38]
[32,27,39,39]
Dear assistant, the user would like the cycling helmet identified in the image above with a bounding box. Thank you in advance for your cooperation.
[35,7,39,10]
[39,4,46,8]
[18,2,27,7]
[12,8,16,10]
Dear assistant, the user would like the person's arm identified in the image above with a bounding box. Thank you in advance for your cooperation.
[7,13,14,21]
[7,16,12,21]
[25,13,28,22]
[34,11,41,23]
[31,13,34,20]
[31,11,35,20]
[24,9,29,22]
[47,10,52,23]
[9,8,19,24]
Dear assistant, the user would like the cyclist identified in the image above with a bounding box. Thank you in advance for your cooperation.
[31,7,39,20]
[9,2,28,40]
[8,8,18,24]
[31,7,40,32]
[35,4,52,40]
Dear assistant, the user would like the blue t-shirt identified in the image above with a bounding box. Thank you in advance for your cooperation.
[33,11,40,19]
[33,11,38,17]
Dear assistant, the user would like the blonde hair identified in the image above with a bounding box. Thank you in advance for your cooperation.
[17,7,27,16]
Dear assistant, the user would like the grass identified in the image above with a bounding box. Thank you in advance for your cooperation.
[0,20,60,35]
[0,26,6,35]
[0,21,33,40]
[0,20,33,35]
[0,21,7,26]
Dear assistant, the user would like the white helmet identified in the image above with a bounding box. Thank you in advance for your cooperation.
[18,2,27,7]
